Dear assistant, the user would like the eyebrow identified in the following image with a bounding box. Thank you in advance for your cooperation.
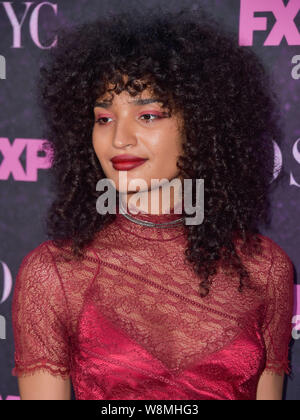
[94,98,164,108]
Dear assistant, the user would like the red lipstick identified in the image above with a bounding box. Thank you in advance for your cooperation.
[111,154,148,171]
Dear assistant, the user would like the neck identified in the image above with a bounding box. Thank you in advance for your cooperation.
[119,184,184,216]
[114,191,186,241]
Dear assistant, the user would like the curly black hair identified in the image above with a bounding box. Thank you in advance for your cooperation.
[37,6,285,298]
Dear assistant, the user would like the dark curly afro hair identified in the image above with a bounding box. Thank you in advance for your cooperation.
[37,6,285,298]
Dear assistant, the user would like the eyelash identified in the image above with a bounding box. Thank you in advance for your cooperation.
[95,113,165,126]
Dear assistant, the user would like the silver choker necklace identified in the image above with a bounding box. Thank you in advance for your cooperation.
[119,200,185,228]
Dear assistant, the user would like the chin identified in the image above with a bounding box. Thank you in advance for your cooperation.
[117,187,149,195]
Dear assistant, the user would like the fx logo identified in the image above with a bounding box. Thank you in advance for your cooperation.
[0,138,52,182]
[239,0,300,46]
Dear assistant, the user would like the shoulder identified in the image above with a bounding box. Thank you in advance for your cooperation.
[18,240,54,272]
[18,237,100,276]
[234,233,294,292]
[15,238,83,296]
[12,240,72,315]
[16,238,100,294]
[235,232,293,267]
[250,234,294,301]
[15,240,65,291]
[255,233,294,273]
[18,238,74,272]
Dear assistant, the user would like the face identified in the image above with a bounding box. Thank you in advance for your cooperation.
[92,83,185,208]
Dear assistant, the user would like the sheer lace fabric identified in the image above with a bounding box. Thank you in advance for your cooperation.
[12,203,294,400]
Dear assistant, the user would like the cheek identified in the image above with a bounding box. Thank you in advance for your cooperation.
[152,146,181,177]
[92,131,106,162]
[157,131,182,161]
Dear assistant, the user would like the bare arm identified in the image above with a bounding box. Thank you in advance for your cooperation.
[18,371,71,400]
[256,370,284,400]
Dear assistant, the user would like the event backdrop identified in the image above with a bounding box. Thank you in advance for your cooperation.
[0,0,299,400]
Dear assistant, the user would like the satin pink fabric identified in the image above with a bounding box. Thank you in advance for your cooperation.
[71,299,266,400]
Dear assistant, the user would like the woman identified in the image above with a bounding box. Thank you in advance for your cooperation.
[11,7,294,400]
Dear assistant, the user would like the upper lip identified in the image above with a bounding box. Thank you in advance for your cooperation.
[111,154,148,163]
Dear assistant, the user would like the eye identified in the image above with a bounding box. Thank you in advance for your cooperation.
[95,116,113,125]
[94,112,167,126]
[140,113,163,124]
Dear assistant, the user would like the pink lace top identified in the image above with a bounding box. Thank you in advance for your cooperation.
[11,202,294,400]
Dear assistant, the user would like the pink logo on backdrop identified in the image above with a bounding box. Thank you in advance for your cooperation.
[0,138,52,182]
[239,0,300,46]
[1,1,58,49]
[0,395,20,400]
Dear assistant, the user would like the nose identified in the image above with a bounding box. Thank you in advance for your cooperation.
[112,117,138,149]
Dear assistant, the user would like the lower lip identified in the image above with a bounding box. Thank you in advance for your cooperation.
[112,160,147,171]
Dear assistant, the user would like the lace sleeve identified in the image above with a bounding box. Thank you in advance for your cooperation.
[11,242,71,379]
[261,238,295,376]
